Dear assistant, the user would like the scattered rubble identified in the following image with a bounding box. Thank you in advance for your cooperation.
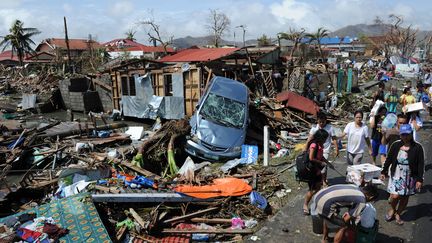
[0,37,427,242]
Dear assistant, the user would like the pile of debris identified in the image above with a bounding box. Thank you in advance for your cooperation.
[0,107,296,242]
[0,67,62,95]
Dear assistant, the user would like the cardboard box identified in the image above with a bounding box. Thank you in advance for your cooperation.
[404,102,425,113]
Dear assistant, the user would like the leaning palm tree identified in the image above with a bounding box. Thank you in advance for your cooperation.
[305,27,334,91]
[0,20,41,66]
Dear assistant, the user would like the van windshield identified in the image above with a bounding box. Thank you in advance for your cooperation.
[200,92,245,128]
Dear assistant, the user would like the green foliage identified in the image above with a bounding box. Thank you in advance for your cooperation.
[0,20,41,66]
[125,29,137,41]
[257,34,271,46]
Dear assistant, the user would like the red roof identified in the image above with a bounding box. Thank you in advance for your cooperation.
[36,38,100,51]
[0,50,20,61]
[158,47,240,63]
[103,39,174,53]
[276,91,319,115]
[0,50,55,63]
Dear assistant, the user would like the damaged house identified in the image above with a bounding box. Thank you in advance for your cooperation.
[35,38,101,59]
[0,50,55,67]
[105,47,246,120]
[103,39,175,60]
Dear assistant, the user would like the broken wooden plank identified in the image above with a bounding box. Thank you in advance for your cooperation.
[285,110,311,126]
[163,207,219,224]
[116,225,127,241]
[129,208,148,229]
[232,171,273,179]
[30,178,59,189]
[190,218,232,224]
[94,185,120,194]
[91,193,213,203]
[118,161,161,180]
[252,172,257,190]
[162,228,254,234]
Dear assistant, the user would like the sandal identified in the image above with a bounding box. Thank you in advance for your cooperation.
[384,213,394,222]
[395,214,404,225]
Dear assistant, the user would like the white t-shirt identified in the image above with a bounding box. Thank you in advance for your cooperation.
[344,122,369,154]
[309,124,335,154]
[409,116,423,142]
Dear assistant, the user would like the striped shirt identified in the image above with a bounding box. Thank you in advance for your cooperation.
[310,184,366,218]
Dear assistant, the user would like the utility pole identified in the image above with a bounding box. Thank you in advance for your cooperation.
[236,25,247,47]
[64,16,72,73]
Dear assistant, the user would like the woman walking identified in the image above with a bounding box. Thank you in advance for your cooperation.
[340,110,373,165]
[380,124,425,225]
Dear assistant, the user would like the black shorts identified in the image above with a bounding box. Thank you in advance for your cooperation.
[307,173,323,190]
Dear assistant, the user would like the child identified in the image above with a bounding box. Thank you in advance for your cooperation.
[303,129,329,215]
[370,106,387,165]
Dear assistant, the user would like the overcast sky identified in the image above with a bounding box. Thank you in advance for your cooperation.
[0,0,430,45]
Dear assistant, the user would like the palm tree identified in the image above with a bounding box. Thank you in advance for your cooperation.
[305,27,329,62]
[125,29,137,42]
[279,28,306,66]
[305,27,334,91]
[0,20,41,66]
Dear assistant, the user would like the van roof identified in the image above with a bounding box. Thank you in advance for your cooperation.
[209,76,248,103]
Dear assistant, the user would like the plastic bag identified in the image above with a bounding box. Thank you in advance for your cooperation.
[250,191,268,210]
[370,100,385,117]
[220,158,248,173]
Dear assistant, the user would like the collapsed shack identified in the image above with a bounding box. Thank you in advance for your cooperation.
[0,112,297,242]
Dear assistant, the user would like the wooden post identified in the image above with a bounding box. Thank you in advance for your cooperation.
[64,17,72,73]
[189,71,193,115]
[263,125,269,167]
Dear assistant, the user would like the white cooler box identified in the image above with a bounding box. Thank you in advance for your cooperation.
[346,164,382,186]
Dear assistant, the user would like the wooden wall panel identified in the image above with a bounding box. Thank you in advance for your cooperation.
[182,68,202,116]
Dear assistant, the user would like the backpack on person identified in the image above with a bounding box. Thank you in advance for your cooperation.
[295,146,318,182]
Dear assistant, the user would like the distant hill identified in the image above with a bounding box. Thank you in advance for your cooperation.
[330,24,391,38]
[171,35,257,49]
[172,36,214,49]
[330,23,432,43]
[171,24,432,49]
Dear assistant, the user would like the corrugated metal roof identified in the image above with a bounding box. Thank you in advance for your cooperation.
[276,91,319,115]
[158,47,240,63]
[301,37,354,45]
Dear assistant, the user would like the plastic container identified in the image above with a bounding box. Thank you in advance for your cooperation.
[382,113,397,130]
